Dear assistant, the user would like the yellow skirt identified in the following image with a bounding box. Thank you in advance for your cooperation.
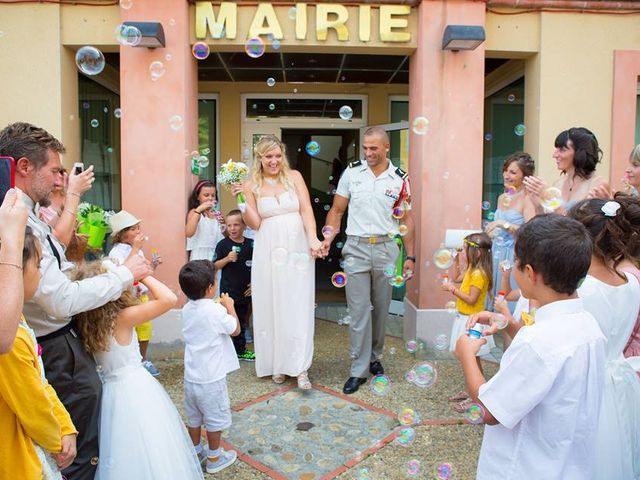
[135,293,153,341]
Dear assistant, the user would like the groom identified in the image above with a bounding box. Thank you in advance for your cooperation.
[320,126,415,394]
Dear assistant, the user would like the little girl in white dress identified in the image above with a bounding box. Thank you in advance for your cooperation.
[72,262,204,480]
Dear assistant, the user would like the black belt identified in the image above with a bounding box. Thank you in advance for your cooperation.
[37,321,77,343]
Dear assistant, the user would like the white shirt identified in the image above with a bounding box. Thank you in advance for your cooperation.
[477,298,605,480]
[108,243,148,294]
[186,215,224,252]
[23,196,134,337]
[181,298,239,383]
[336,160,409,237]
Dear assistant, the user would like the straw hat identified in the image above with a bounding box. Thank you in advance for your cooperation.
[108,210,140,237]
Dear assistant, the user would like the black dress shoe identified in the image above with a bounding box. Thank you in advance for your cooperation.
[343,377,367,394]
[369,360,384,376]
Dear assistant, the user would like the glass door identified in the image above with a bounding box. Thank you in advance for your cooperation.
[242,124,281,167]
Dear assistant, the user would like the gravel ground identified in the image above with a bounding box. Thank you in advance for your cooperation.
[155,319,498,479]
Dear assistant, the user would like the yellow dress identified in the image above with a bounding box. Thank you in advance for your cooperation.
[0,320,77,479]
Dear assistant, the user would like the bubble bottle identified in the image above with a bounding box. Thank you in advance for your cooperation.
[468,324,485,339]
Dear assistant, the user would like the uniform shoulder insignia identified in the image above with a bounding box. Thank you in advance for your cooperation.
[348,160,363,168]
[395,166,408,180]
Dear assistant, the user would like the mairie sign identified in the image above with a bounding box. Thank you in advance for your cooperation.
[195,2,412,43]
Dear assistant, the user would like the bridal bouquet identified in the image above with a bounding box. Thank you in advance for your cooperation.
[217,159,249,211]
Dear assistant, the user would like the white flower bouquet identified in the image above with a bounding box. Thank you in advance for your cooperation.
[217,159,249,210]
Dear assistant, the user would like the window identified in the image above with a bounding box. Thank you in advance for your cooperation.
[78,75,121,211]
[197,97,217,179]
[390,99,409,123]
[482,78,525,225]
[245,98,362,119]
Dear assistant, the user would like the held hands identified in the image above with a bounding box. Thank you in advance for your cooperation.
[0,188,29,241]
[316,238,332,259]
[55,434,77,470]
[219,292,235,310]
[309,237,323,258]
[454,333,486,359]
[67,165,95,197]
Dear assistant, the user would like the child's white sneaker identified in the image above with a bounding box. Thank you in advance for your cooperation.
[206,449,237,474]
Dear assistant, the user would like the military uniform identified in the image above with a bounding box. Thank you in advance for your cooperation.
[336,159,410,378]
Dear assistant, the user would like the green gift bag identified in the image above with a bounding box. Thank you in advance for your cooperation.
[87,224,109,249]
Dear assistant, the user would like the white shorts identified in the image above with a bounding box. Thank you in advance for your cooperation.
[184,377,232,432]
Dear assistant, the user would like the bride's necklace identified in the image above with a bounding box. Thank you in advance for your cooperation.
[265,178,278,186]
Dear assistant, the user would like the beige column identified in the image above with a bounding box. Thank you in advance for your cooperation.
[404,0,486,340]
[120,0,198,296]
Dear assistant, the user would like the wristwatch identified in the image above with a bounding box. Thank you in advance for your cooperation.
[406,256,416,262]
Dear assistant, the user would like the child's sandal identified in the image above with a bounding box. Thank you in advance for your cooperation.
[448,390,469,402]
[297,371,312,390]
[453,399,474,414]
[272,374,285,384]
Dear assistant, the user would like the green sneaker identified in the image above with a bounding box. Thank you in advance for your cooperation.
[237,351,256,362]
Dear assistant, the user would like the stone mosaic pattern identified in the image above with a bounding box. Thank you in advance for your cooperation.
[223,387,397,479]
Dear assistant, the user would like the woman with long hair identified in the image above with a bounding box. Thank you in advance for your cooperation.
[232,135,322,389]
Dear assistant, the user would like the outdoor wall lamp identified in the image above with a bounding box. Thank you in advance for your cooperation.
[442,25,486,51]
[123,22,166,48]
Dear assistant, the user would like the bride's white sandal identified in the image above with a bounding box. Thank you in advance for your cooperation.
[297,371,312,390]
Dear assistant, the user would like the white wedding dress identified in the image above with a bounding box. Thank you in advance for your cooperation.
[94,333,203,480]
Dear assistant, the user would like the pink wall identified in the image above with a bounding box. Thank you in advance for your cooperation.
[611,51,640,186]
[120,0,198,297]
[407,0,486,309]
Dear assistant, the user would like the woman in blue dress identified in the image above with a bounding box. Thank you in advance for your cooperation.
[485,152,536,303]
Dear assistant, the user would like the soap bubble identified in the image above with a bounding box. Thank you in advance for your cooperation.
[398,407,419,426]
[169,115,184,131]
[507,93,516,102]
[541,186,562,211]
[245,37,266,58]
[149,61,165,80]
[339,105,353,120]
[394,427,415,446]
[434,333,449,350]
[266,77,276,87]
[331,271,347,288]
[272,39,281,50]
[114,108,122,119]
[369,374,391,395]
[405,340,418,353]
[383,264,396,278]
[481,201,491,211]
[463,403,485,424]
[90,119,99,128]
[119,0,133,9]
[245,260,252,267]
[288,6,297,19]
[487,211,495,221]
[392,206,405,219]
[484,133,493,141]
[321,226,334,239]
[197,156,209,168]
[305,141,320,156]
[436,463,453,479]
[399,224,408,236]
[433,248,454,269]
[389,275,405,288]
[192,42,210,60]
[412,362,437,388]
[411,116,429,135]
[272,247,288,266]
[514,123,526,136]
[115,24,142,46]
[445,301,456,314]
[268,103,275,111]
[406,459,421,477]
[75,46,105,76]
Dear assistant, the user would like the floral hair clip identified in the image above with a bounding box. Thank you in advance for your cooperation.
[601,201,621,217]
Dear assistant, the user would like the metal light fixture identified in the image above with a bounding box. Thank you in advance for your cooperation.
[123,21,166,48]
[442,25,486,51]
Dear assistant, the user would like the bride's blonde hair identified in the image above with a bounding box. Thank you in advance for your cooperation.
[250,135,294,194]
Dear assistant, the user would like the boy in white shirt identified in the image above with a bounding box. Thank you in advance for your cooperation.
[179,259,240,475]
[457,214,606,480]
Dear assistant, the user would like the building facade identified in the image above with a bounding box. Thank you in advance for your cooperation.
[1,0,639,340]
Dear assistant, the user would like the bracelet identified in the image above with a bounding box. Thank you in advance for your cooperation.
[406,255,416,262]
[0,261,22,270]
[69,192,81,198]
